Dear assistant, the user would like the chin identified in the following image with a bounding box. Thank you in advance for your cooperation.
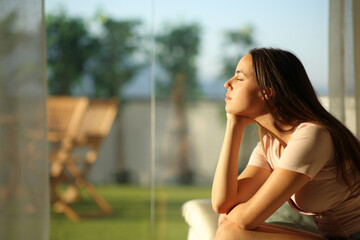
[225,108,235,115]
[225,108,241,116]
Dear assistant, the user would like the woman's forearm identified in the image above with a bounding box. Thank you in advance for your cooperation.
[211,118,246,213]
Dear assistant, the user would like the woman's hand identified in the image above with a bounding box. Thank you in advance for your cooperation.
[218,214,228,226]
[212,113,254,213]
[226,113,255,126]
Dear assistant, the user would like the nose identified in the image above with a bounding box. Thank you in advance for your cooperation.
[224,80,232,90]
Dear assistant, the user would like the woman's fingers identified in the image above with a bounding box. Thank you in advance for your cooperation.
[226,113,255,125]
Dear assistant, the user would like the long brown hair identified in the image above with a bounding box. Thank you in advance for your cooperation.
[249,47,360,187]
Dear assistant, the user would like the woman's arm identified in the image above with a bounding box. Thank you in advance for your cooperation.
[221,123,333,230]
[211,114,269,213]
[226,168,310,229]
[211,115,245,212]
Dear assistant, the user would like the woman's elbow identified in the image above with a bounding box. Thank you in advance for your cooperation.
[211,200,232,214]
[212,205,228,214]
[212,203,227,214]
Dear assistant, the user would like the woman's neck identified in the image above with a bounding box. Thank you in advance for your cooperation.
[255,113,295,147]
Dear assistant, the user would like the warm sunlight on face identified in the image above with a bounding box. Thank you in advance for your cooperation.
[224,54,266,118]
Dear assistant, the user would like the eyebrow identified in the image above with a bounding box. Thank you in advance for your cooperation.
[236,70,247,76]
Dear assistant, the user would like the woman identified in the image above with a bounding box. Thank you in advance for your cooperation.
[211,48,360,239]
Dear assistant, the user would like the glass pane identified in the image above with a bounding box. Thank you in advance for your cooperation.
[45,0,329,239]
[45,1,153,239]
[153,0,328,239]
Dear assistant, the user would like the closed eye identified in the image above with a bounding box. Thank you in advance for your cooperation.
[237,78,244,81]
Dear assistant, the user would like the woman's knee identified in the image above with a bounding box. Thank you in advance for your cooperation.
[215,221,243,240]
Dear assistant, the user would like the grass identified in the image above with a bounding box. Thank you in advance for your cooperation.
[50,184,211,240]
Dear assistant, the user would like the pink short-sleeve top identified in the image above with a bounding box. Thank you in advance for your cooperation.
[248,122,360,238]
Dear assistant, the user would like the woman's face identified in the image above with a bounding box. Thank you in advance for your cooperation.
[224,54,267,118]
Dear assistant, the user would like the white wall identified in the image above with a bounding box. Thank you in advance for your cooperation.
[88,96,358,186]
[88,99,258,185]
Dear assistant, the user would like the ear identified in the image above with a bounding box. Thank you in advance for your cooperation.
[262,88,273,100]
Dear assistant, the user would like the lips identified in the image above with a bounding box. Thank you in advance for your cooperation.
[225,93,232,101]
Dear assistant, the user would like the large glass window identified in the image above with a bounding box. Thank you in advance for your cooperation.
[45,0,329,239]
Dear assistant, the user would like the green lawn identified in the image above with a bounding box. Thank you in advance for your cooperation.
[50,185,211,240]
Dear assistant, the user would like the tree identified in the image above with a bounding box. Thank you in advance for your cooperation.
[46,12,99,95]
[87,15,142,98]
[221,25,255,78]
[156,23,201,184]
[86,15,144,183]
[46,12,143,97]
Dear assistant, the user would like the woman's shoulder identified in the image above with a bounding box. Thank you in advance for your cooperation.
[291,122,332,145]
[261,122,332,149]
[296,122,326,130]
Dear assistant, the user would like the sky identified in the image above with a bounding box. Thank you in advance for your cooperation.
[45,0,329,94]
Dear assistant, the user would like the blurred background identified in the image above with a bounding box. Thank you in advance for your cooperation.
[44,0,329,182]
[1,0,359,239]
[44,0,329,239]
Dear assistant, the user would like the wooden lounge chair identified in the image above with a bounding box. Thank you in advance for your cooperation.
[47,96,89,221]
[60,98,119,216]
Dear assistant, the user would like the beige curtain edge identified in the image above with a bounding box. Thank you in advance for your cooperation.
[328,0,345,122]
[353,0,360,138]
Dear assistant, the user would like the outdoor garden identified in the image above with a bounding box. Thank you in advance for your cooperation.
[46,8,253,239]
[50,185,210,239]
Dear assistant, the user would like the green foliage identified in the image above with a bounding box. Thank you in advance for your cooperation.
[46,12,143,98]
[46,13,98,95]
[221,25,255,79]
[155,23,202,183]
[88,17,142,98]
[156,23,202,100]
